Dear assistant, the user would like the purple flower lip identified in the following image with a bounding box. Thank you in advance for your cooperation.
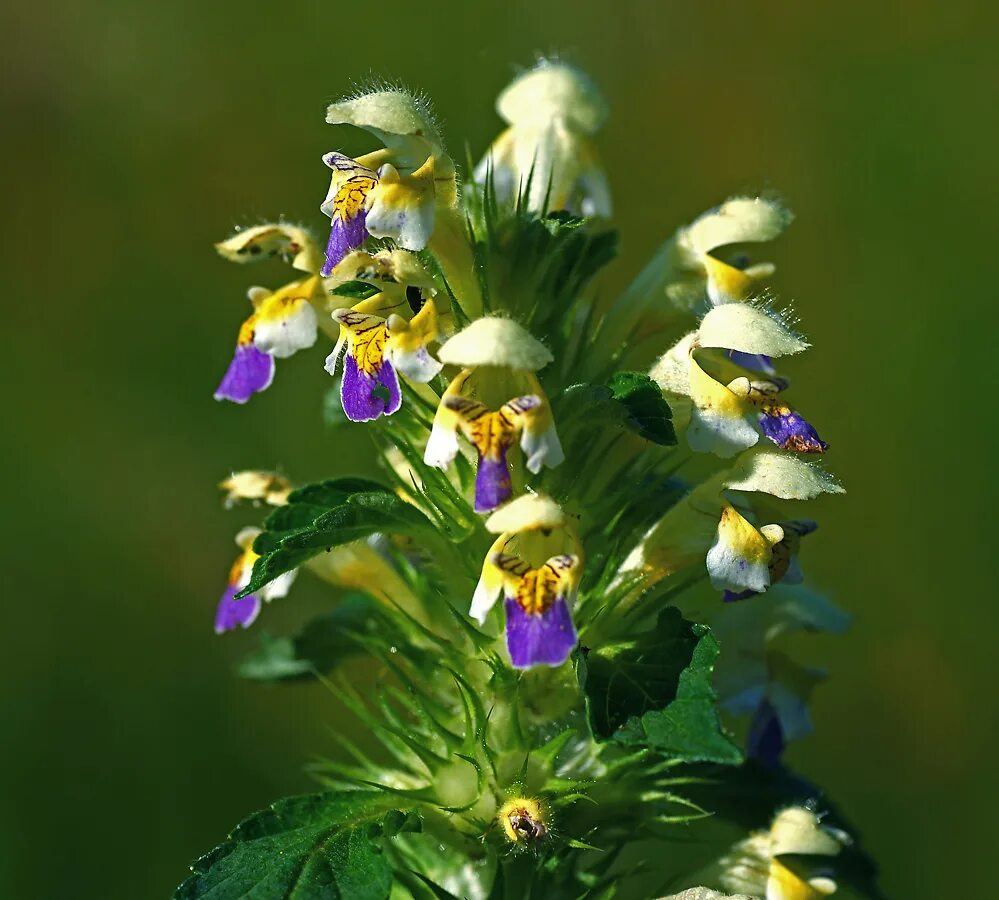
[214,344,275,404]
[214,584,261,633]
[758,408,828,453]
[321,210,369,277]
[340,354,401,422]
[474,451,513,514]
[504,596,577,669]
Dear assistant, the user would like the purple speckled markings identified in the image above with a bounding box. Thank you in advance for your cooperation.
[505,596,578,669]
[214,344,275,404]
[340,354,402,422]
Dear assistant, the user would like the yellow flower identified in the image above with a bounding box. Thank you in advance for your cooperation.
[212,224,328,404]
[319,89,457,276]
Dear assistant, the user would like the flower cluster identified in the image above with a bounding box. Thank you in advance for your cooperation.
[185,61,879,900]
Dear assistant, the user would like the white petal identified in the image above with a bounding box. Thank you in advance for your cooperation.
[366,177,436,250]
[688,403,760,458]
[215,223,320,274]
[705,505,776,593]
[769,807,845,858]
[437,317,552,371]
[325,90,450,177]
[234,526,262,550]
[392,346,443,383]
[724,448,845,500]
[260,568,297,602]
[650,333,697,396]
[484,494,564,534]
[324,333,346,377]
[520,422,565,473]
[684,197,793,256]
[424,421,460,469]
[469,574,502,624]
[253,302,318,359]
[496,60,607,134]
[687,354,759,457]
[698,303,809,357]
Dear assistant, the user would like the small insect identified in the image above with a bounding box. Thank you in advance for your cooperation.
[498,798,548,845]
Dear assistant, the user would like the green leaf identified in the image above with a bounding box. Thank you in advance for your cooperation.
[330,280,381,300]
[238,485,433,598]
[238,596,383,681]
[576,608,741,764]
[175,790,415,900]
[606,371,676,446]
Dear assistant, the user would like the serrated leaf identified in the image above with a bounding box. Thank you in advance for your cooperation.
[606,371,676,446]
[239,488,433,598]
[175,791,413,900]
[576,608,741,764]
[238,596,383,681]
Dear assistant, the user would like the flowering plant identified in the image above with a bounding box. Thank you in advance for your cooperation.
[180,62,882,900]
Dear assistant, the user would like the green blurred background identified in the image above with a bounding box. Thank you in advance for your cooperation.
[1,1,993,897]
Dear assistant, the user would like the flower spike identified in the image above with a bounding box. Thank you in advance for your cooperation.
[193,67,872,900]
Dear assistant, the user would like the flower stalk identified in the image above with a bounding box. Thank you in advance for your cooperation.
[182,60,881,900]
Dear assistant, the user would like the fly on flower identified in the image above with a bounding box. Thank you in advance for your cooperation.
[471,494,582,668]
[319,89,457,276]
[213,224,331,404]
[426,317,564,513]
